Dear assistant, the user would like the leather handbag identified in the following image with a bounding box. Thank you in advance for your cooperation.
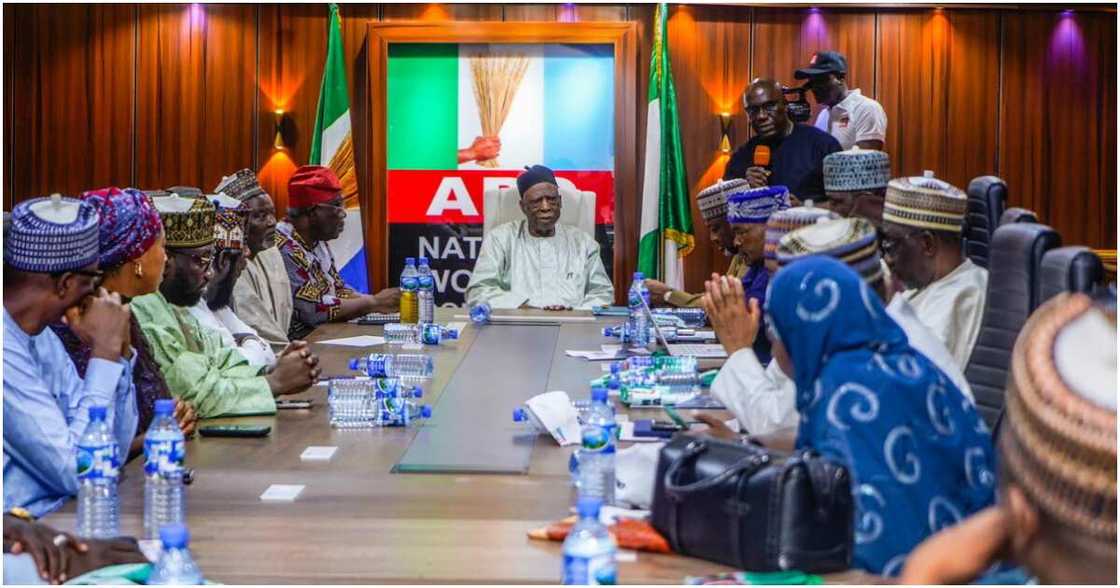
[651,434,853,573]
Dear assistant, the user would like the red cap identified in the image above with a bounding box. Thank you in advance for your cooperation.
[288,165,342,208]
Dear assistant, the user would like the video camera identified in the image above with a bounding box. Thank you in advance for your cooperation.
[782,83,812,124]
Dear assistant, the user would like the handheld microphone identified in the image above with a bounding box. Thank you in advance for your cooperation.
[753,144,772,169]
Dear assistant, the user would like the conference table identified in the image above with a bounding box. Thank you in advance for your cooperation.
[44,308,874,584]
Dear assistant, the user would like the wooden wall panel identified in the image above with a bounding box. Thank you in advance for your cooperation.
[381,3,501,22]
[6,4,134,201]
[136,4,256,191]
[943,11,1000,187]
[1001,10,1117,248]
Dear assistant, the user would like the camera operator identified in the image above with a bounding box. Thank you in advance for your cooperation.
[724,78,841,203]
[796,51,887,150]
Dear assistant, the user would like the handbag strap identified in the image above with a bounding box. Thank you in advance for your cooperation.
[800,451,844,522]
[663,441,769,500]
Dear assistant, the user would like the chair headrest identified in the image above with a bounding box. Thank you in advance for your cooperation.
[1040,246,1105,304]
[1000,207,1039,225]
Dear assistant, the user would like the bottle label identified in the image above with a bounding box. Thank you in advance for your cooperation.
[77,443,120,481]
[143,438,185,477]
[563,554,617,585]
[417,275,434,289]
[419,324,440,345]
[581,425,615,454]
[401,276,419,291]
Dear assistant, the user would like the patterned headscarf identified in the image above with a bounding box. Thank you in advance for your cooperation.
[766,256,994,576]
[80,187,163,270]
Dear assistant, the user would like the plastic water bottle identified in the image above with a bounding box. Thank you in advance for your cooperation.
[562,497,617,585]
[373,379,429,426]
[469,301,491,324]
[578,387,616,504]
[417,256,436,324]
[76,406,120,539]
[419,324,458,345]
[400,257,419,324]
[349,353,434,379]
[384,323,419,345]
[328,378,376,429]
[626,273,650,351]
[144,399,185,540]
[149,524,203,585]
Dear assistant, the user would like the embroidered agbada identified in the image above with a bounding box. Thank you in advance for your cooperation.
[131,292,275,418]
[275,221,359,339]
[231,246,293,344]
[901,259,988,367]
[766,257,994,576]
[466,220,613,310]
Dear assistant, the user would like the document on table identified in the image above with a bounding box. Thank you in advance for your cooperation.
[316,335,386,347]
[260,484,305,502]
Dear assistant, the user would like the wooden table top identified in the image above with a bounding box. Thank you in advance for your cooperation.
[42,309,874,584]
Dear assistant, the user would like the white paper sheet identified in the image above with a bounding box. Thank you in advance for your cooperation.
[316,335,386,347]
[260,484,305,502]
[300,446,338,461]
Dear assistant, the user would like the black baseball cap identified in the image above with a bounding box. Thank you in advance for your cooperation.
[795,51,848,79]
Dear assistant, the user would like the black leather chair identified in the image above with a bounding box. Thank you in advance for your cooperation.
[1039,246,1104,304]
[964,223,1061,428]
[963,176,1008,269]
[999,207,1039,225]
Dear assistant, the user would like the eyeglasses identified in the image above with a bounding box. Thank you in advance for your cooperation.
[879,230,922,258]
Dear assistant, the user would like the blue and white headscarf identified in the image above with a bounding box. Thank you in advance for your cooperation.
[764,256,995,576]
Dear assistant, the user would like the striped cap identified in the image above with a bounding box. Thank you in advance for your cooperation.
[727,185,791,225]
[152,194,216,248]
[777,217,883,284]
[696,179,748,223]
[1002,293,1116,540]
[4,195,101,273]
[764,202,839,261]
[823,147,891,192]
[883,171,967,233]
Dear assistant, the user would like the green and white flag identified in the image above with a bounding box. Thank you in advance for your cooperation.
[311,4,367,292]
[638,3,693,288]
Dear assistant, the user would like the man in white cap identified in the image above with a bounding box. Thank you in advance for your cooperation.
[880,172,988,367]
[3,196,137,518]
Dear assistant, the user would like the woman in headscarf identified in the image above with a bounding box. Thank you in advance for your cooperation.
[764,256,995,576]
[51,187,198,456]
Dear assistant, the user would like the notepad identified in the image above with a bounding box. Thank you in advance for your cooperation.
[260,484,305,502]
[300,446,338,461]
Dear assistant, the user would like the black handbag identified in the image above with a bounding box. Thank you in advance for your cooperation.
[651,434,853,573]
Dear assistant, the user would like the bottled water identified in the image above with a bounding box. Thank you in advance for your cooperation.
[374,379,430,426]
[349,353,434,378]
[419,324,458,345]
[328,378,376,429]
[578,387,616,504]
[626,273,650,351]
[562,497,617,585]
[76,406,120,539]
[400,257,419,324]
[417,256,436,324]
[512,406,549,434]
[469,301,491,324]
[384,323,419,345]
[149,524,203,585]
[144,399,185,540]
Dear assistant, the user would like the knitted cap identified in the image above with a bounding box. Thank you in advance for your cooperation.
[823,147,891,192]
[727,185,791,225]
[1002,293,1116,541]
[764,202,839,261]
[883,171,967,233]
[4,195,100,273]
[152,194,216,248]
[777,217,882,284]
[696,179,749,223]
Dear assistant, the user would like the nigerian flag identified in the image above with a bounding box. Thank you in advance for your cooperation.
[311,4,367,292]
[638,3,693,288]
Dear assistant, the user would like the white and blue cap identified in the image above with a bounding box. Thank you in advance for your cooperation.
[823,147,891,193]
[726,185,791,225]
[4,194,100,273]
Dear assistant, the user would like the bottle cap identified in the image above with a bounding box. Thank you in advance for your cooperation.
[347,358,361,370]
[576,497,602,519]
[513,408,527,422]
[602,327,614,337]
[590,386,608,403]
[405,257,415,264]
[418,256,429,264]
[154,399,175,416]
[411,386,423,399]
[88,405,108,421]
[444,328,459,340]
[633,271,644,280]
[159,523,190,549]
[420,405,432,419]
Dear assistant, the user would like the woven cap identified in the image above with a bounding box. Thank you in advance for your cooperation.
[883,171,967,233]
[764,202,839,261]
[727,185,791,225]
[696,179,749,223]
[210,193,246,251]
[152,194,216,248]
[214,168,266,202]
[823,147,891,192]
[777,217,882,284]
[4,195,100,273]
[1002,293,1116,540]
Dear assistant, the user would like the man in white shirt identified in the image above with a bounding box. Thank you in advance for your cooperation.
[796,51,887,151]
[706,217,974,435]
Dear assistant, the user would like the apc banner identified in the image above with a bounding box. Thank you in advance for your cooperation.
[386,42,615,306]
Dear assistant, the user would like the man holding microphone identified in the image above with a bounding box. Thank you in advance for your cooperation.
[723,79,841,203]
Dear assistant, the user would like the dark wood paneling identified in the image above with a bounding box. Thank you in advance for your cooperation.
[381,3,501,22]
[136,3,256,191]
[7,4,134,200]
[944,11,1000,187]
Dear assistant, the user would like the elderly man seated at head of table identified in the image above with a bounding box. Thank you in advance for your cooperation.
[465,165,614,311]
[276,165,400,339]
[130,193,320,418]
